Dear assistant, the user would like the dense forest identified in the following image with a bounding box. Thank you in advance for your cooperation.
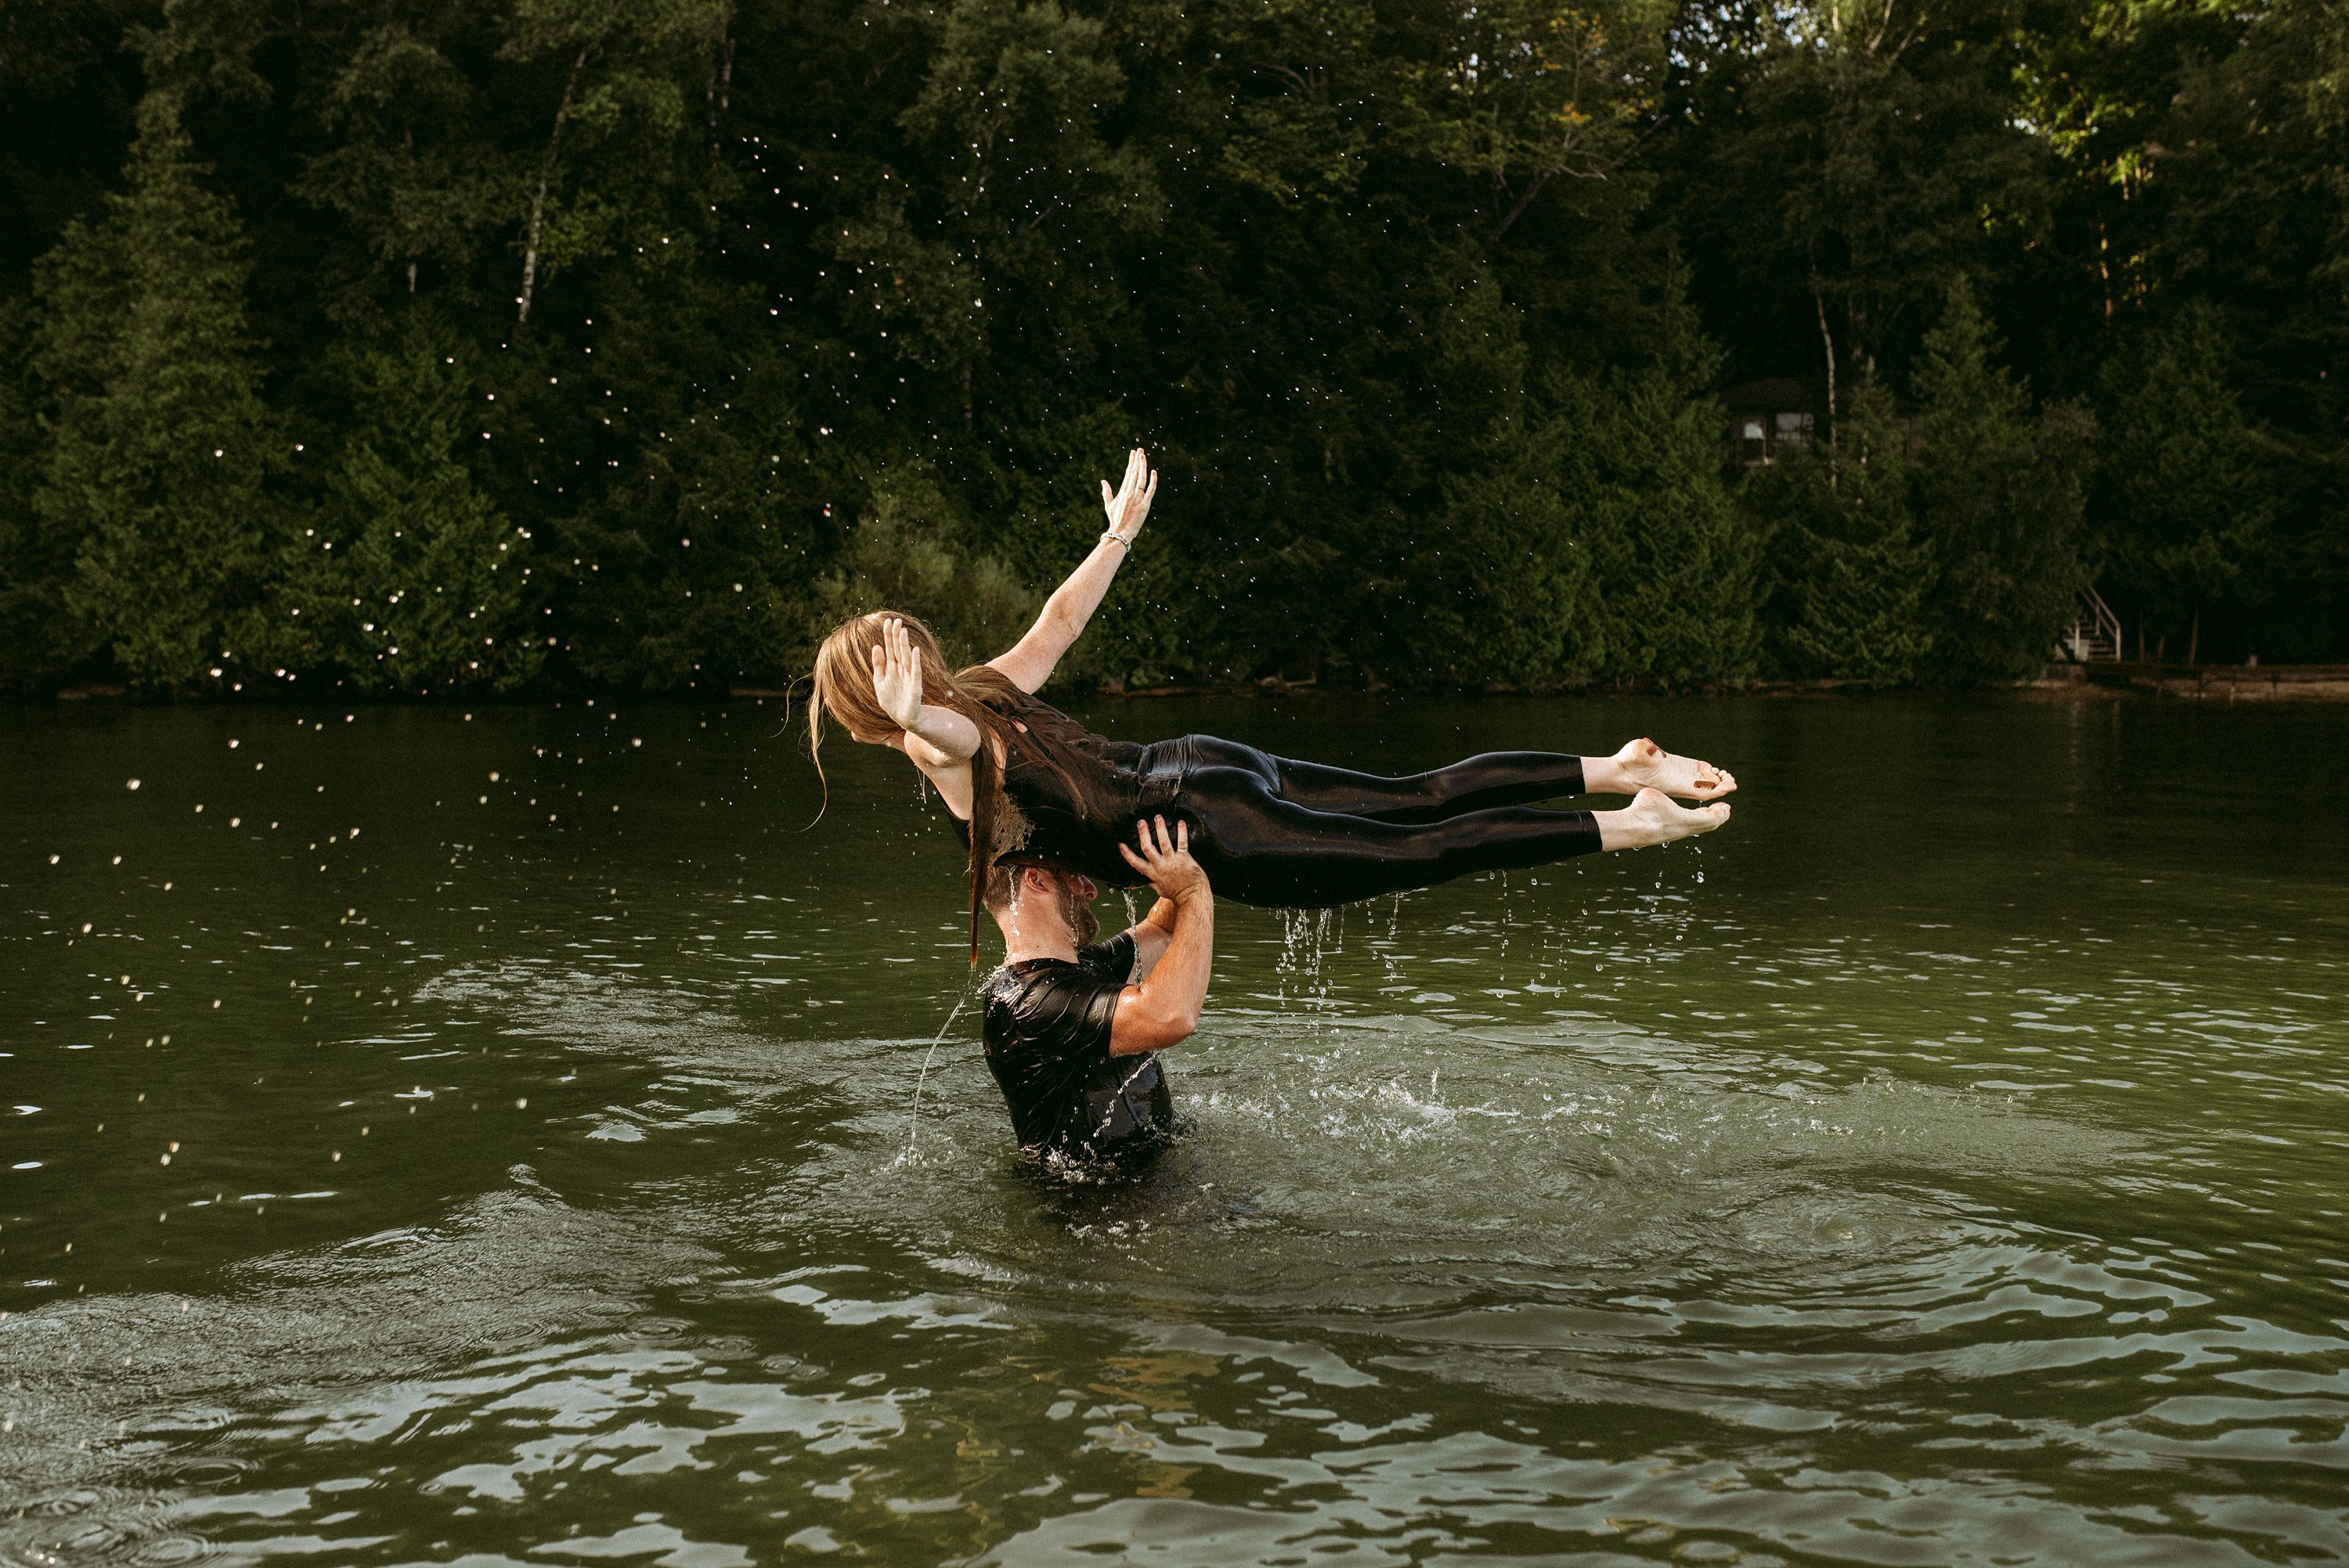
[1,0,2342,697]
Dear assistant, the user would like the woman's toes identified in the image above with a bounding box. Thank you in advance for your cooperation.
[1676,760,1736,801]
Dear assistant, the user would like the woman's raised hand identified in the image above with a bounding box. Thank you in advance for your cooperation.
[869,617,926,733]
[1099,447,1158,542]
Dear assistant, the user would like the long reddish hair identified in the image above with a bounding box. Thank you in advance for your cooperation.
[808,611,1034,962]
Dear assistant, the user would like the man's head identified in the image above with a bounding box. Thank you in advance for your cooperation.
[983,859,1100,952]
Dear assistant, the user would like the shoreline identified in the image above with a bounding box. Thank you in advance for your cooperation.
[2027,661,2349,703]
[19,665,2347,708]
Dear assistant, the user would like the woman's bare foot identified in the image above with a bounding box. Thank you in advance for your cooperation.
[1595,787,1730,851]
[1593,737,1736,802]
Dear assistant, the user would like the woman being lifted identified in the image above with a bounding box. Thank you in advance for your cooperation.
[810,449,1735,957]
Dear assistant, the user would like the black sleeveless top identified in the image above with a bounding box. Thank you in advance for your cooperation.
[945,672,1179,892]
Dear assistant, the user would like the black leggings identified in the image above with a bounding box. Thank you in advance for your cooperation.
[1136,736,1603,908]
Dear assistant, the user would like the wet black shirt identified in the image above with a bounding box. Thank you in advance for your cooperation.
[940,671,1179,893]
[980,931,1177,1163]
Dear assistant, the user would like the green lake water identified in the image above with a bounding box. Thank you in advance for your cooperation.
[3,693,2346,1566]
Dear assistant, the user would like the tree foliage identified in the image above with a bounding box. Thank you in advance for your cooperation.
[33,92,283,690]
[1911,278,2097,684]
[0,0,2340,699]
[280,321,541,693]
[2095,308,2282,658]
[1752,377,1930,683]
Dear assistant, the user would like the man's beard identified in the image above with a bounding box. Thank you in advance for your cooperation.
[1055,880,1100,948]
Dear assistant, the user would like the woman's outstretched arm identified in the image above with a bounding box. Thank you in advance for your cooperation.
[873,616,981,766]
[988,447,1157,694]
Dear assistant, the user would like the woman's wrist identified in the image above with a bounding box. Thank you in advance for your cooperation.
[900,705,980,762]
[897,702,947,744]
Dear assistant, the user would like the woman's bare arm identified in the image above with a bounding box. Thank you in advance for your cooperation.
[898,739,976,819]
[872,618,980,763]
[871,616,990,817]
[988,448,1157,694]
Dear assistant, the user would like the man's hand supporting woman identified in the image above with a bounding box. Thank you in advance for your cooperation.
[1108,816,1213,1056]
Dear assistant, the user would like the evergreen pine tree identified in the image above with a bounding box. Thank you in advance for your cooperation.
[0,297,88,694]
[283,323,542,693]
[1420,437,1592,687]
[1408,266,1756,690]
[1407,264,1594,687]
[1552,364,1760,688]
[1752,377,1932,681]
[33,91,285,690]
[1911,278,2097,683]
[2096,307,2281,659]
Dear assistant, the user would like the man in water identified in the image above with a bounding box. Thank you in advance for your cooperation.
[980,816,1213,1167]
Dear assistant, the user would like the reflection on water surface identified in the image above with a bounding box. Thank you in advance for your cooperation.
[4,694,2346,1565]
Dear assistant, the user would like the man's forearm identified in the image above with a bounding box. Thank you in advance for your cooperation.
[1114,892,1213,1053]
[1126,896,1181,981]
[1146,893,1214,1022]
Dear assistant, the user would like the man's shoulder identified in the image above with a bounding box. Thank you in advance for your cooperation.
[982,957,1092,1015]
[982,954,1124,1053]
[986,935,1132,995]
[1077,929,1136,980]
[985,955,1081,988]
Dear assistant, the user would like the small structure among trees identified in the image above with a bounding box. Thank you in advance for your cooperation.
[1721,380,1817,467]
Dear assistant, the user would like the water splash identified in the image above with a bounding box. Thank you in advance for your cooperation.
[1275,907,1344,1015]
[894,988,971,1166]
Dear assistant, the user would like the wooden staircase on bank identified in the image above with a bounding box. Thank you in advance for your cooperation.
[2055,586,2123,663]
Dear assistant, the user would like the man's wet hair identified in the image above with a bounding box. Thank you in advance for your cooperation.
[982,859,1024,914]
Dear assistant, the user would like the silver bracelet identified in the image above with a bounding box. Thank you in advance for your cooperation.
[1101,531,1132,550]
